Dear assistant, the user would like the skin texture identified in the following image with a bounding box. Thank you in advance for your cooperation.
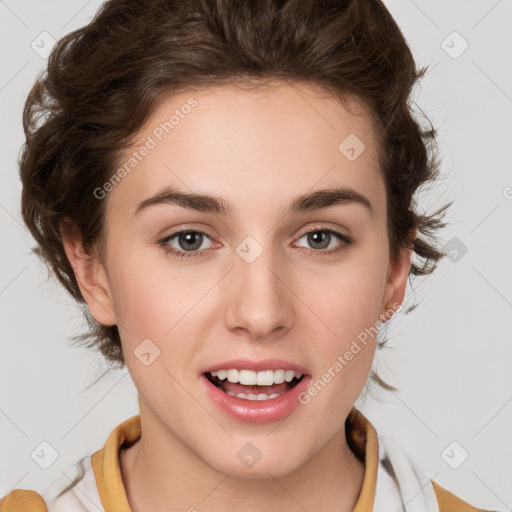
[63,81,414,512]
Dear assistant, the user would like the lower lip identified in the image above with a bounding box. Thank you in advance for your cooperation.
[200,374,311,424]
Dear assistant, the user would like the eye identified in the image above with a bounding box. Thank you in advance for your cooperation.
[158,226,353,260]
[158,230,214,258]
[293,227,353,255]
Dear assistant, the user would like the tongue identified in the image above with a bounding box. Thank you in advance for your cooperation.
[222,380,292,395]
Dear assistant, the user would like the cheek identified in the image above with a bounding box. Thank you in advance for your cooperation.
[300,271,383,416]
[109,268,170,337]
[310,253,388,337]
[106,223,389,362]
[308,279,380,374]
[105,246,223,386]
[106,245,208,335]
[300,243,388,385]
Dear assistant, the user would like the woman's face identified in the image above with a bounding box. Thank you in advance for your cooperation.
[77,81,411,477]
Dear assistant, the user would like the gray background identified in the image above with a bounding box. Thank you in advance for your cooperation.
[1,0,511,509]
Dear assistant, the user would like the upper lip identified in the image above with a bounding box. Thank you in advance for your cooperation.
[202,358,309,375]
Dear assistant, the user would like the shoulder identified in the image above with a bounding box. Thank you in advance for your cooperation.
[373,427,495,512]
[0,489,48,512]
[1,456,102,512]
[0,416,139,512]
[432,481,497,512]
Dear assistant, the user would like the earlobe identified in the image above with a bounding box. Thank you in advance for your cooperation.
[379,228,417,322]
[61,223,117,327]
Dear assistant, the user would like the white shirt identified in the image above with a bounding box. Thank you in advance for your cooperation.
[41,418,440,512]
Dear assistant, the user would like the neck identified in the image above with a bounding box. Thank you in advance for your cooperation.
[120,408,365,512]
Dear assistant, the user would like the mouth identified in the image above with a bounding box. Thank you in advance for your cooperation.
[200,361,312,423]
[204,369,305,401]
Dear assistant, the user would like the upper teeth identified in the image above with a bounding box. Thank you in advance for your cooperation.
[209,369,303,386]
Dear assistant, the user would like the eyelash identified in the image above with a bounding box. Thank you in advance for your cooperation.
[158,225,353,260]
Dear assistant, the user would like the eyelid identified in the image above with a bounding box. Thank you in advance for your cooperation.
[157,224,217,241]
[158,222,350,244]
[294,222,351,239]
[158,222,353,259]
[292,224,353,251]
[158,226,218,248]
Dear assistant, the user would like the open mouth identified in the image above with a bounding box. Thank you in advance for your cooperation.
[204,370,305,401]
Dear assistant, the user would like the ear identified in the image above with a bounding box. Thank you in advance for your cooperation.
[61,222,116,326]
[379,228,417,322]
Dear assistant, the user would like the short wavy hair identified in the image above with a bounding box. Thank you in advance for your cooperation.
[20,0,450,386]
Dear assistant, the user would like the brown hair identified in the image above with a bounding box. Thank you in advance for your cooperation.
[21,0,450,389]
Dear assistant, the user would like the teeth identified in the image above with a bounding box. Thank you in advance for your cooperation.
[273,369,285,384]
[256,370,274,386]
[225,390,285,400]
[209,368,303,385]
[226,369,239,383]
[239,369,257,385]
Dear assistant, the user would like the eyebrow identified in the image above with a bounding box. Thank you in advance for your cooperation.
[133,186,373,218]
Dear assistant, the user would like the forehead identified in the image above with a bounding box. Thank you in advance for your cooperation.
[107,81,385,218]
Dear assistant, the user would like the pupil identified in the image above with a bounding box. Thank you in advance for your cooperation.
[179,232,202,251]
[308,231,330,249]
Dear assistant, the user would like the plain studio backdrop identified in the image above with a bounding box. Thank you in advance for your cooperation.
[1,0,511,509]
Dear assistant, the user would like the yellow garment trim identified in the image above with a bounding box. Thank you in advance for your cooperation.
[432,481,489,512]
[0,489,48,512]
[351,409,379,511]
[89,409,380,511]
[0,409,493,512]
[91,414,141,512]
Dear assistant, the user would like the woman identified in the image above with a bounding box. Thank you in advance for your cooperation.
[1,0,494,510]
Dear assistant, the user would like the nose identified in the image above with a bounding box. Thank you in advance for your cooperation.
[223,242,295,342]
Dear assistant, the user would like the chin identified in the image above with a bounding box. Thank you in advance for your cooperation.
[201,442,308,480]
